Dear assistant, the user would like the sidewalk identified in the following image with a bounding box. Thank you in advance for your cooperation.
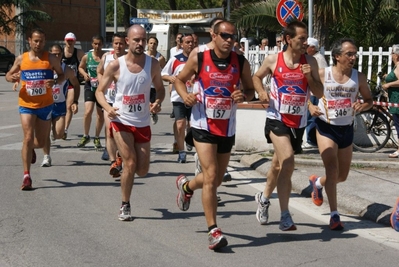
[238,147,399,227]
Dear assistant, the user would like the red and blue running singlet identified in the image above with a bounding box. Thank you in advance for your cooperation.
[267,52,310,128]
[191,50,241,137]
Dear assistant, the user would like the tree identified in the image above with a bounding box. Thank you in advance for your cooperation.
[0,0,51,35]
[230,0,399,50]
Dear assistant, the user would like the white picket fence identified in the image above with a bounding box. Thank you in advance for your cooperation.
[243,43,395,85]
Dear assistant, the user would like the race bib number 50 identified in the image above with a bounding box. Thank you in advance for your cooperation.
[279,93,306,115]
[122,94,145,114]
[205,97,232,119]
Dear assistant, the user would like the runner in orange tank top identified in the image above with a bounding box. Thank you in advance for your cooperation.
[5,28,64,190]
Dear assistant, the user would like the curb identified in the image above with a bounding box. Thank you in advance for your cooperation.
[240,154,392,227]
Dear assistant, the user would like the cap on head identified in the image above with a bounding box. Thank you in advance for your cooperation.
[240,37,247,43]
[65,32,76,41]
[307,37,319,49]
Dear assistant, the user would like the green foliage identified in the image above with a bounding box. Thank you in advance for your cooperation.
[0,0,51,35]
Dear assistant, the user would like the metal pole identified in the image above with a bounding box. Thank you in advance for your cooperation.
[226,0,230,20]
[308,0,313,37]
[114,0,117,33]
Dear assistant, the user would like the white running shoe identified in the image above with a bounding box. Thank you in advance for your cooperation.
[41,155,52,167]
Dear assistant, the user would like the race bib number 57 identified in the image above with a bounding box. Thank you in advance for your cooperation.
[122,94,145,114]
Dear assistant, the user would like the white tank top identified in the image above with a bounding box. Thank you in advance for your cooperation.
[318,66,359,125]
[112,55,152,127]
[53,63,68,104]
[104,53,117,103]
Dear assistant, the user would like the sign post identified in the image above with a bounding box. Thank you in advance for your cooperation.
[276,0,304,28]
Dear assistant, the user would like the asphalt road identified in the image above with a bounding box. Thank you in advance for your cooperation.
[1,76,399,267]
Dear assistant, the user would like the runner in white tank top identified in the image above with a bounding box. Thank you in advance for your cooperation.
[307,38,372,230]
[96,32,127,176]
[95,25,165,221]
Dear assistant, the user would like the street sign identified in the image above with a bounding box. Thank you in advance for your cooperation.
[143,23,153,33]
[130,17,149,25]
[276,0,304,27]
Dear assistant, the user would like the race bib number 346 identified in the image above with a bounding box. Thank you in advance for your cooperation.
[280,93,306,115]
[122,94,145,114]
[205,97,232,119]
[327,98,352,118]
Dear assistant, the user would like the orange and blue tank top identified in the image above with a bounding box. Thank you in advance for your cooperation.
[19,51,53,108]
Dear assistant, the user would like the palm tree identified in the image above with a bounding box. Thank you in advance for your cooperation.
[230,0,399,49]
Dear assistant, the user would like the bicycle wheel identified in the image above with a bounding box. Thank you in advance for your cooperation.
[353,110,391,152]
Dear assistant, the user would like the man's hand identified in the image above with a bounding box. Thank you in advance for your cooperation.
[301,64,312,79]
[309,103,323,117]
[107,107,120,119]
[231,85,245,103]
[183,93,199,107]
[150,102,162,114]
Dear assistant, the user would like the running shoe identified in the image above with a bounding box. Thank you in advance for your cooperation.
[50,131,56,142]
[177,152,187,163]
[309,175,323,206]
[41,155,52,167]
[93,137,102,149]
[390,197,399,231]
[208,228,228,250]
[101,149,109,161]
[279,212,297,231]
[118,204,133,221]
[176,174,192,211]
[302,142,317,149]
[222,171,232,182]
[77,135,90,147]
[194,153,202,176]
[151,113,158,125]
[21,175,32,190]
[31,149,36,164]
[109,157,123,178]
[172,142,178,154]
[62,131,67,140]
[186,143,193,151]
[329,214,344,230]
[255,192,270,225]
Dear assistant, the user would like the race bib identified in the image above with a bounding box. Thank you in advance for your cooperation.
[107,82,116,98]
[90,77,98,89]
[122,94,145,114]
[52,84,61,101]
[279,93,306,115]
[327,98,353,118]
[26,80,46,96]
[205,97,232,120]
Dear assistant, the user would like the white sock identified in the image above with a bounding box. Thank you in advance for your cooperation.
[261,193,269,203]
[315,177,323,189]
[331,211,339,217]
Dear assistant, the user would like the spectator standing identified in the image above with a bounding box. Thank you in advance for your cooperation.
[382,44,399,158]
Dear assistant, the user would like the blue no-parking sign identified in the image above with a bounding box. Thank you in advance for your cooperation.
[276,0,304,27]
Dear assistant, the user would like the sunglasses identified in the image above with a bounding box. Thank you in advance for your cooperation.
[276,40,282,43]
[218,32,237,41]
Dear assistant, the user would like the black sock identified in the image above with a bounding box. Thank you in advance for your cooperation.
[183,182,193,194]
[122,201,130,207]
[208,224,217,232]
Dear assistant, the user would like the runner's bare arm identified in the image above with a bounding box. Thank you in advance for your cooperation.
[5,55,22,83]
[355,72,373,112]
[150,58,165,114]
[252,54,276,103]
[78,55,89,81]
[95,60,120,118]
[49,53,65,84]
[304,55,323,99]
[96,52,109,83]
[175,52,198,107]
[239,59,255,101]
[66,67,81,114]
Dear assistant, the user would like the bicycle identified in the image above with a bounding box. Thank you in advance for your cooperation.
[353,73,399,152]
